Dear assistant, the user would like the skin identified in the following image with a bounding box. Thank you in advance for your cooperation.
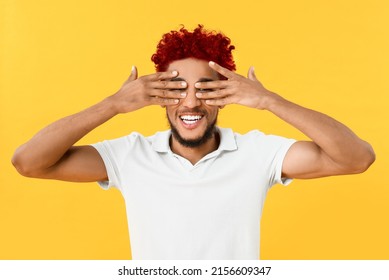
[11,58,375,182]
[164,58,221,164]
[195,61,376,178]
[11,67,187,181]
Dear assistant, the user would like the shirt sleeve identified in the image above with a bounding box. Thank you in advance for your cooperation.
[90,134,135,190]
[249,130,296,187]
[90,141,119,190]
[269,136,296,186]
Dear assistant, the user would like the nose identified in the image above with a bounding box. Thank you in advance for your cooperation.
[181,85,201,108]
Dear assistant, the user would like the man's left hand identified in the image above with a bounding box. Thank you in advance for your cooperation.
[194,61,273,110]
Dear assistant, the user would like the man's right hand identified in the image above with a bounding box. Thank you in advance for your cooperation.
[109,67,188,113]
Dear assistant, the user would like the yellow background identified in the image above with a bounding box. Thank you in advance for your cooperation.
[1,0,388,259]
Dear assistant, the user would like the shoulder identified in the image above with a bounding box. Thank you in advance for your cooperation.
[98,132,146,147]
[92,131,164,152]
[90,130,170,166]
[232,129,295,147]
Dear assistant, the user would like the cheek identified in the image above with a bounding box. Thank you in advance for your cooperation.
[166,107,177,120]
[207,107,219,118]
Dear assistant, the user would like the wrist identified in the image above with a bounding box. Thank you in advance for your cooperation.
[256,90,283,111]
[100,95,122,116]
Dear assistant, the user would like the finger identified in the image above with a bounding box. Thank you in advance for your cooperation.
[150,88,187,99]
[208,61,236,79]
[146,70,179,81]
[127,65,138,82]
[150,80,187,90]
[195,88,234,99]
[204,96,233,106]
[194,80,228,89]
[247,66,257,81]
[149,96,180,106]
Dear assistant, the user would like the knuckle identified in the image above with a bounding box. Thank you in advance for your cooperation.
[144,96,151,103]
[138,79,146,87]
[210,81,219,88]
[164,98,177,104]
[155,72,164,80]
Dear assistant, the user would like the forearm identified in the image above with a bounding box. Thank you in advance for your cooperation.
[195,62,375,175]
[12,97,117,175]
[264,92,375,171]
[12,68,186,179]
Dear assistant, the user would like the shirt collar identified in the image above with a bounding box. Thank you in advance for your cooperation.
[151,127,238,153]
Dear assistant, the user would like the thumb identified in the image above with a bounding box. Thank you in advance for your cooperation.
[247,66,257,81]
[127,65,138,81]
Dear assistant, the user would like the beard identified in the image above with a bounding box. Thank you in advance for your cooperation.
[167,114,217,148]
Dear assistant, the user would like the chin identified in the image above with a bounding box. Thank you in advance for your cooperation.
[170,122,217,148]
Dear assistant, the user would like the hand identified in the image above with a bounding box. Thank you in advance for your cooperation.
[194,61,273,110]
[109,66,188,113]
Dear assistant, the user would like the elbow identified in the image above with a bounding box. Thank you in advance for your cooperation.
[360,147,376,173]
[11,148,39,178]
[349,143,376,174]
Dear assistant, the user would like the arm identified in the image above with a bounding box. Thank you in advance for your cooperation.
[12,67,187,182]
[262,94,375,178]
[195,62,375,179]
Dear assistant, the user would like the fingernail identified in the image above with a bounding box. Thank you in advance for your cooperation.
[195,82,200,87]
[181,81,187,87]
[174,99,179,103]
[172,70,178,75]
[180,92,187,97]
[209,61,215,66]
[196,93,202,98]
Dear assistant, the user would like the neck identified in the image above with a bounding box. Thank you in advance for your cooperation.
[170,131,220,165]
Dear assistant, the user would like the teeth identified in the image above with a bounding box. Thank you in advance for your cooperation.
[180,115,202,121]
[180,115,203,125]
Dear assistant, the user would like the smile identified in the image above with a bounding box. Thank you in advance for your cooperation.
[180,115,203,125]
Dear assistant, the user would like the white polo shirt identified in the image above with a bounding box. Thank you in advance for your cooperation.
[92,127,295,260]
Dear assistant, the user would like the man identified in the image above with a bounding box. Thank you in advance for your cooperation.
[12,25,375,259]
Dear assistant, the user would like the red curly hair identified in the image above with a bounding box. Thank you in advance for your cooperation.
[151,25,236,72]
